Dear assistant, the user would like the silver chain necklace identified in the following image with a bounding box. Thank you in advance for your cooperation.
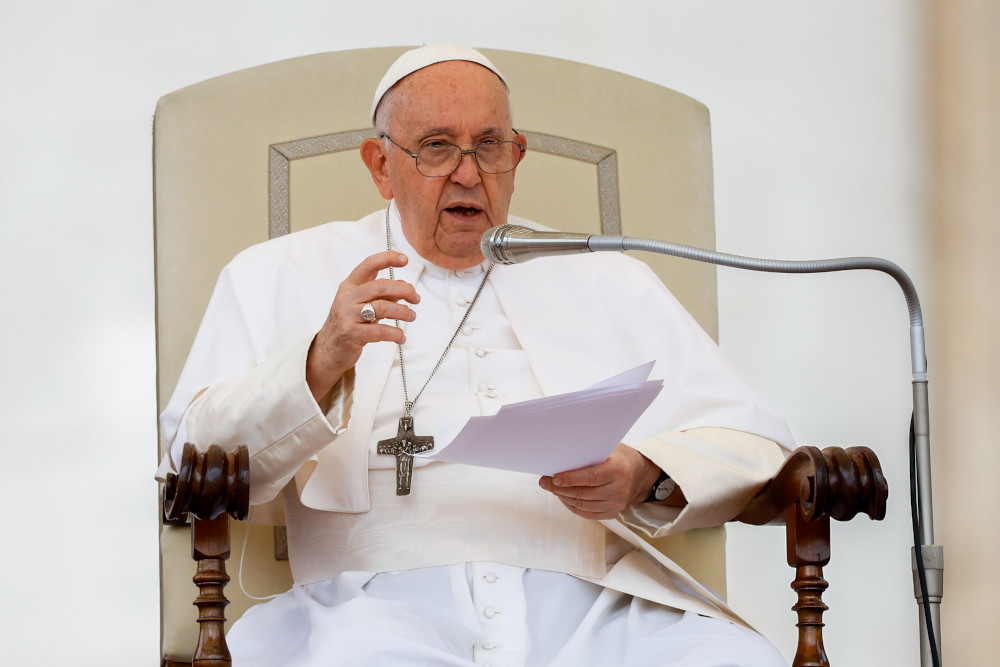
[377,205,494,495]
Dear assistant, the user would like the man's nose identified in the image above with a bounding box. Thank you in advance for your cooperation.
[449,151,482,187]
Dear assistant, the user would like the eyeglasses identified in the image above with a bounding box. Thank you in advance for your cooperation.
[381,133,526,178]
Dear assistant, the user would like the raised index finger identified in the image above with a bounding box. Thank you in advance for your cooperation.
[346,250,411,285]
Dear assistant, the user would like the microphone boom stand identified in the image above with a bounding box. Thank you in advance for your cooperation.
[593,235,943,667]
[484,225,943,665]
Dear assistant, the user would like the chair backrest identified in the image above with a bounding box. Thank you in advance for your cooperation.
[155,47,723,664]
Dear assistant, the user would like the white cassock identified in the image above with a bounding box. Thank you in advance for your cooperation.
[157,203,795,666]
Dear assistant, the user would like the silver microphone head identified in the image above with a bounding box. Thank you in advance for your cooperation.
[481,225,593,264]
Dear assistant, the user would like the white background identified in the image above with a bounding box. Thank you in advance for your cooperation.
[0,2,929,665]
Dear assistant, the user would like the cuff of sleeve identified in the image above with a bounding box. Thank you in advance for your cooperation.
[325,364,355,435]
[621,427,786,538]
[184,336,356,505]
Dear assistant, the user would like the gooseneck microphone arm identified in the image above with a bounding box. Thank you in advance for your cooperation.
[482,224,942,666]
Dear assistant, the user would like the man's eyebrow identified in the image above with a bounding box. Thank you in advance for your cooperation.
[417,126,508,139]
[417,127,454,138]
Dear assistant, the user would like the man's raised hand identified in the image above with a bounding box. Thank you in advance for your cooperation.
[306,251,420,401]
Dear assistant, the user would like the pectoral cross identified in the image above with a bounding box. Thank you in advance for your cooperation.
[377,416,435,495]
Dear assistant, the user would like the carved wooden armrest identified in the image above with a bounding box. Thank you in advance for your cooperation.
[160,443,886,667]
[736,446,888,667]
[162,443,250,667]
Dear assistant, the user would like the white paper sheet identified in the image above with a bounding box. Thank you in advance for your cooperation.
[420,361,663,476]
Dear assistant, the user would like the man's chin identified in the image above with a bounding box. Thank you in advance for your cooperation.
[433,234,490,269]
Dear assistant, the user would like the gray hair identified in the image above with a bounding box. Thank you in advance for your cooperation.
[373,85,400,147]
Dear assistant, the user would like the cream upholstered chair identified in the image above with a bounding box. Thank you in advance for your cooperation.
[155,47,886,667]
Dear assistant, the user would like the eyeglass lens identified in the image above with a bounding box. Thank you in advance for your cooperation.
[417,141,520,176]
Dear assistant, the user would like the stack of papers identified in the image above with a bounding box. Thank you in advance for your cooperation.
[421,361,663,476]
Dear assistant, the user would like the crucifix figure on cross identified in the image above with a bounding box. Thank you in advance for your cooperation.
[377,415,435,495]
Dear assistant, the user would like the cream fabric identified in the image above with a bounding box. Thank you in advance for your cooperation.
[226,564,788,667]
[159,208,792,511]
[158,206,794,630]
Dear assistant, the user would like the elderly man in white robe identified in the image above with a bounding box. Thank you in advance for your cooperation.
[157,44,793,666]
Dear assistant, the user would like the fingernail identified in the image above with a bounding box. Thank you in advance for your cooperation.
[552,478,563,487]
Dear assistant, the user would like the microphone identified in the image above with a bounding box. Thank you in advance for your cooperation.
[481,225,622,264]
[481,224,920,406]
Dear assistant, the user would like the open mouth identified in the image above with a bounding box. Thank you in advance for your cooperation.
[446,206,483,218]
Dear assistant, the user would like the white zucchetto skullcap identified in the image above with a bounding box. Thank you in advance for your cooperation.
[370,43,507,122]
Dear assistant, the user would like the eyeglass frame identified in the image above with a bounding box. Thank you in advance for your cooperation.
[380,132,526,178]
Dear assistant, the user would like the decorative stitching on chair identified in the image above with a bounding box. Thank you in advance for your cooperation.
[269,129,373,239]
[520,131,621,236]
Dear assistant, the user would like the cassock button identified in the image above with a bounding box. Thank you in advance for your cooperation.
[461,325,474,336]
[483,572,498,583]
[456,296,469,306]
[475,347,488,358]
[483,606,500,619]
[482,641,499,651]
[485,389,497,398]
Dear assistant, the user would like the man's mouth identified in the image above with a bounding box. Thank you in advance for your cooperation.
[446,206,483,218]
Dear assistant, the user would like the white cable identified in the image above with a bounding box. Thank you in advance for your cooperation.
[237,521,281,602]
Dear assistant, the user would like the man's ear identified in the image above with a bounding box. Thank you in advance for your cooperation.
[361,137,393,200]
[511,131,527,178]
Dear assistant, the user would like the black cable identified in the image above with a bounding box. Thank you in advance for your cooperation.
[910,414,940,667]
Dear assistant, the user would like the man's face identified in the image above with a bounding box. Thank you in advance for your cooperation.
[362,61,524,269]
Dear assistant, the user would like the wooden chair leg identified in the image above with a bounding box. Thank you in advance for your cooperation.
[163,443,249,666]
[787,506,831,667]
[191,513,232,666]
[739,446,887,667]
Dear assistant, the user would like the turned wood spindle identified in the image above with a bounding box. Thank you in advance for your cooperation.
[162,443,250,666]
[787,506,831,667]
[191,513,233,667]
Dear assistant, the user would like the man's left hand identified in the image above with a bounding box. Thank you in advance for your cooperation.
[538,444,661,520]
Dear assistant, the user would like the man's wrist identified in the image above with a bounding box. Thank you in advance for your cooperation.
[306,334,351,404]
[644,469,677,503]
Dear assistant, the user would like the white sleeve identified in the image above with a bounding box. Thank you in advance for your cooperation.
[619,427,790,537]
[154,262,353,506]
